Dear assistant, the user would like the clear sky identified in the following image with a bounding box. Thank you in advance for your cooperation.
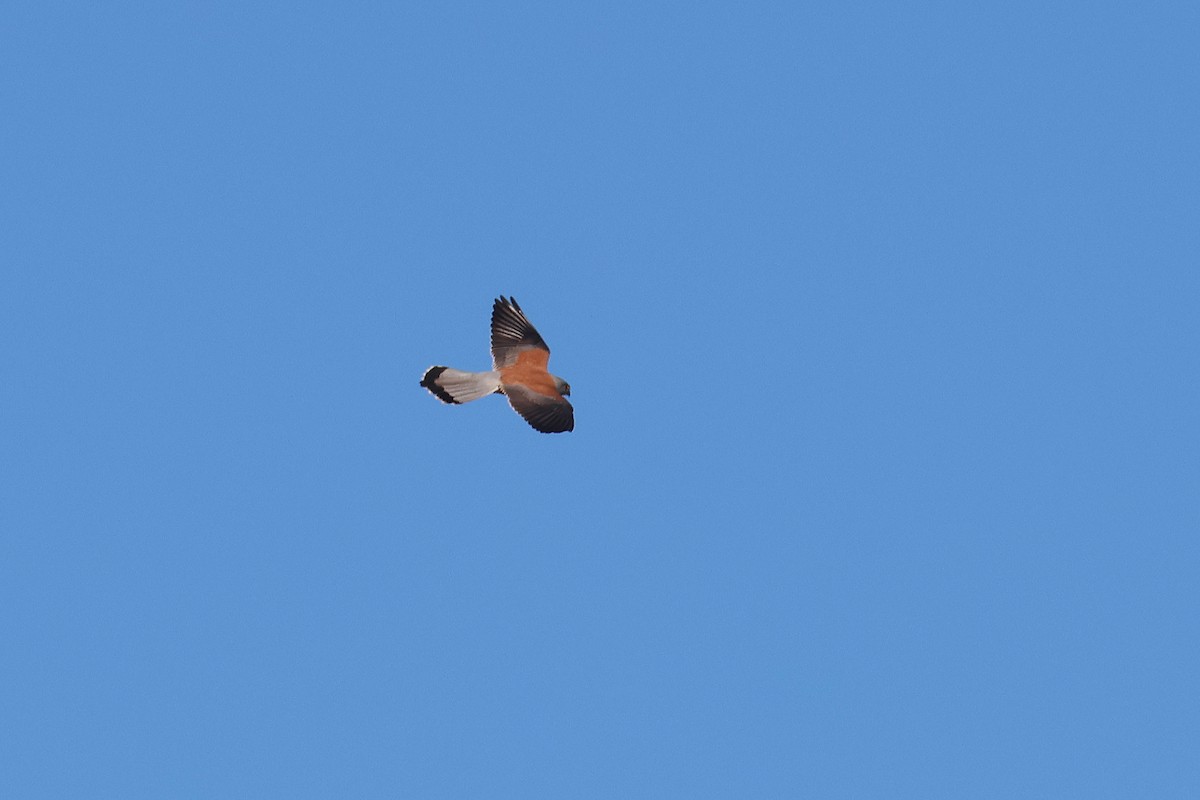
[3,2,1198,797]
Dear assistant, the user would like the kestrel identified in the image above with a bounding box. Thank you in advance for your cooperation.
[420,296,574,433]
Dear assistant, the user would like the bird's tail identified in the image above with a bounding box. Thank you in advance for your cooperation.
[420,366,502,404]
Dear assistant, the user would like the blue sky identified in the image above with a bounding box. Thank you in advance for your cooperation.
[3,2,1198,797]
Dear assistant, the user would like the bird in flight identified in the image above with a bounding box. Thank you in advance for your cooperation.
[420,296,574,433]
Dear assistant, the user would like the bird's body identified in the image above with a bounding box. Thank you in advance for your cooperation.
[420,297,574,433]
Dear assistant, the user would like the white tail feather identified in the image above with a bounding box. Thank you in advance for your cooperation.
[421,367,501,404]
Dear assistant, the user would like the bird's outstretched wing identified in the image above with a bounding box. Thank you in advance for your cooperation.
[504,383,574,433]
[491,296,549,370]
